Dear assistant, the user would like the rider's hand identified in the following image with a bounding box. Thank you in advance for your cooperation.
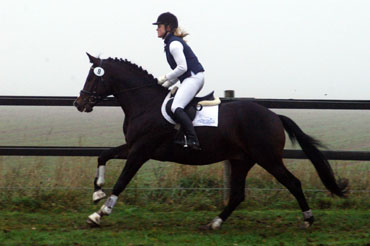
[161,78,178,88]
[157,75,168,85]
[161,81,172,88]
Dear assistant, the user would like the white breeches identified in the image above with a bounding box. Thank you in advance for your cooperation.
[171,72,205,113]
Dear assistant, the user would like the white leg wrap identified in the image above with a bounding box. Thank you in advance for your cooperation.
[92,189,106,202]
[100,195,118,215]
[302,209,313,220]
[97,166,105,187]
[210,216,223,230]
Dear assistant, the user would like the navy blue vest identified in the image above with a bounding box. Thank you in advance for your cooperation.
[164,34,205,82]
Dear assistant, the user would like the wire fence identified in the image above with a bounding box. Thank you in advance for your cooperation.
[0,94,369,195]
[0,187,368,193]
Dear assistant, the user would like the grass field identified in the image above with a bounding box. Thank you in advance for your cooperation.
[0,207,368,246]
[0,106,369,245]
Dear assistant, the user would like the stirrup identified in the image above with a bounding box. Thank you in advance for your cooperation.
[174,138,185,146]
[186,141,202,151]
[183,136,202,150]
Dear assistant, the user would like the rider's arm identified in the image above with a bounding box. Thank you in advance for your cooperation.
[166,41,187,80]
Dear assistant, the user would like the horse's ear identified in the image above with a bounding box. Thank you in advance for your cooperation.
[86,52,98,65]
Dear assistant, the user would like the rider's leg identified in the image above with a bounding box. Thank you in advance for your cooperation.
[171,72,204,112]
[173,108,201,149]
[171,72,204,150]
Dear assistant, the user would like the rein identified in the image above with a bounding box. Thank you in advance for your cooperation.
[114,83,157,95]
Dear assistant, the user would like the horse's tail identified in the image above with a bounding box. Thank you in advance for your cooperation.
[278,115,348,197]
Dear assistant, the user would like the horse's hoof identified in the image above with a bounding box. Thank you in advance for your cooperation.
[86,219,100,227]
[300,221,311,229]
[93,190,106,204]
[199,217,223,230]
[300,216,314,229]
[87,212,101,226]
[210,217,223,230]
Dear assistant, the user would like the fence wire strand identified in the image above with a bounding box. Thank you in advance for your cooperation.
[0,187,369,193]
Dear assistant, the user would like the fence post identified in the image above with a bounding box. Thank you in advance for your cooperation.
[223,90,234,206]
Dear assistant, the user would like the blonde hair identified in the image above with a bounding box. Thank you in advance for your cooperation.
[173,27,189,39]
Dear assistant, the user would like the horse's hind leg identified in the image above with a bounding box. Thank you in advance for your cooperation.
[204,159,255,230]
[93,144,129,203]
[260,158,314,228]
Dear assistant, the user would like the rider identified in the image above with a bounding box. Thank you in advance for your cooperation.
[153,12,205,150]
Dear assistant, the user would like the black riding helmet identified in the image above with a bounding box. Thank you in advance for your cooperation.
[152,12,178,31]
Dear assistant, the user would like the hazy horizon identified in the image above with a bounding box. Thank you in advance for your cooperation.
[1,0,369,99]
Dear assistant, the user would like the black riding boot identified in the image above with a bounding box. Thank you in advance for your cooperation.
[173,108,201,150]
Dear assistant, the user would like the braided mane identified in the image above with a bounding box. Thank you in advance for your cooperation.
[106,57,157,83]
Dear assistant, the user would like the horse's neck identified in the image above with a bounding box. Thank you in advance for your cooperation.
[115,86,167,119]
[110,62,168,119]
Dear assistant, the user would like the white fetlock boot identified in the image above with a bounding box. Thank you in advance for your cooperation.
[92,166,107,203]
[96,166,105,187]
[99,195,118,215]
[87,195,118,226]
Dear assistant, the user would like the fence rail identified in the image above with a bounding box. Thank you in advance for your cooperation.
[2,95,370,109]
[1,146,370,161]
[1,95,370,160]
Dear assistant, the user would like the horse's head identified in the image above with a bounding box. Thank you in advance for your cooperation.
[75,53,166,113]
[74,53,114,112]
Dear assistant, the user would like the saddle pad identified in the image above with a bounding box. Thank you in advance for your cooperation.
[161,92,219,127]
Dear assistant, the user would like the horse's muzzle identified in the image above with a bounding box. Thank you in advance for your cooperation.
[74,98,93,113]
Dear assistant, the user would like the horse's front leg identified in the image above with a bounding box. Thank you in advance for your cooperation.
[93,144,129,203]
[88,145,149,226]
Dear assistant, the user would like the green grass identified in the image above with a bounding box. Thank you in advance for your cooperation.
[0,107,369,245]
[0,208,368,246]
[1,187,368,220]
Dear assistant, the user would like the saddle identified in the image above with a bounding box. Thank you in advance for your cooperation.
[165,87,221,122]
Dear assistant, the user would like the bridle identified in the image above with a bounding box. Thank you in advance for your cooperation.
[80,60,110,105]
[79,59,160,104]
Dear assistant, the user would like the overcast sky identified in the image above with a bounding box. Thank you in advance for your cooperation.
[1,0,369,99]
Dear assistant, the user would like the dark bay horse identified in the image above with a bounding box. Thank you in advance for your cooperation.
[74,53,348,229]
